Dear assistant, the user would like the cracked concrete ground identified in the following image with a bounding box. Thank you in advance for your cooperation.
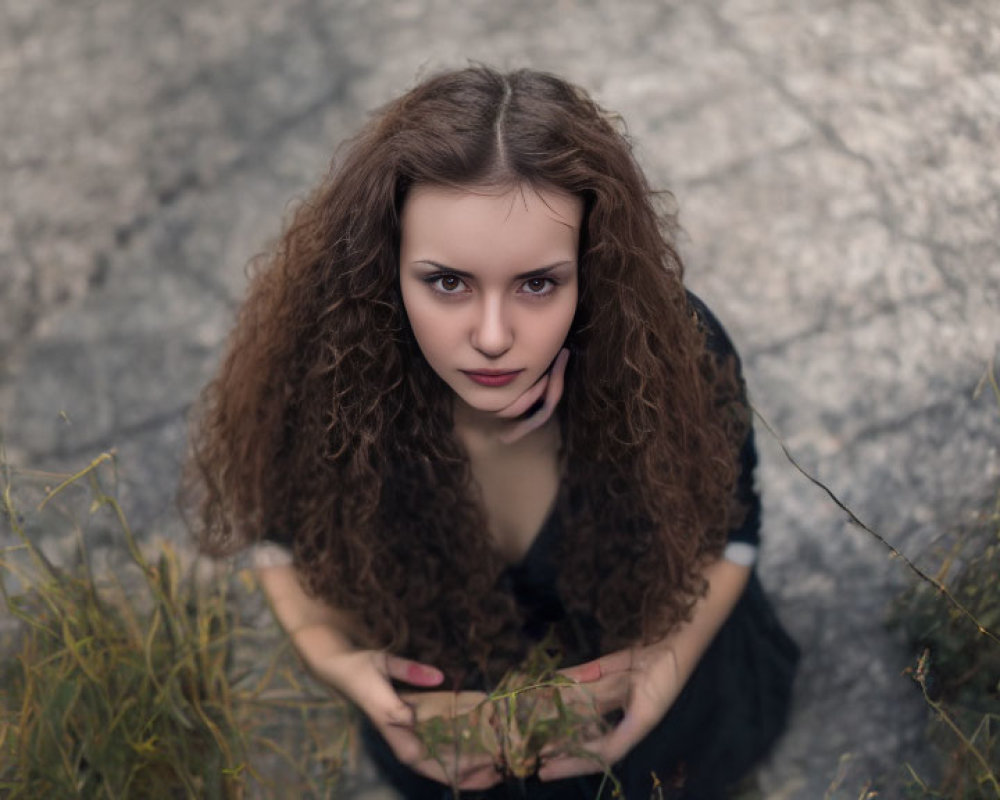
[2,1,999,797]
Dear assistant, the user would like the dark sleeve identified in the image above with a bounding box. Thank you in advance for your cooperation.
[263,527,293,548]
[687,292,761,547]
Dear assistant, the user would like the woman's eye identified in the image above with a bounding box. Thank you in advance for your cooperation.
[427,274,466,293]
[423,274,555,296]
[523,277,555,295]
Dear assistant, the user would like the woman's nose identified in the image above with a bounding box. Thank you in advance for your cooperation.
[471,296,513,358]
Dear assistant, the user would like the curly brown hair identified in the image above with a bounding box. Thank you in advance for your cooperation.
[183,66,747,685]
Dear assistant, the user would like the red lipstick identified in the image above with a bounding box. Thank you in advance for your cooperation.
[462,370,522,387]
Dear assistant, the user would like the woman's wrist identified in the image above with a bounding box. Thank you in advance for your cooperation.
[288,621,358,684]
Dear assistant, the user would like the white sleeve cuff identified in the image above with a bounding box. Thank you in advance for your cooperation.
[723,541,758,567]
[252,542,294,568]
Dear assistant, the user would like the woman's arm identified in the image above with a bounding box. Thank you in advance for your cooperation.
[256,564,502,790]
[538,557,751,781]
[256,563,358,665]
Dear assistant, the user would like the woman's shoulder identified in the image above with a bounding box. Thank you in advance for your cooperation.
[685,290,742,363]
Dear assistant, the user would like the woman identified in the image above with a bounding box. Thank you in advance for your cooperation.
[185,66,798,799]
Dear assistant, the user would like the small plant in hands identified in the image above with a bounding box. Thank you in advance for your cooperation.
[412,641,611,787]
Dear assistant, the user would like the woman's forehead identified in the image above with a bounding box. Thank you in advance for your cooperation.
[400,184,583,257]
[399,186,582,282]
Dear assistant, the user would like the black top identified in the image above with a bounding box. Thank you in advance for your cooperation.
[687,291,761,550]
[503,292,761,653]
[359,295,799,799]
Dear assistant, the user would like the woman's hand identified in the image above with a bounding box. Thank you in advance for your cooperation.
[497,348,570,444]
[256,566,503,789]
[401,689,501,781]
[537,642,684,781]
[318,649,502,791]
[538,560,752,781]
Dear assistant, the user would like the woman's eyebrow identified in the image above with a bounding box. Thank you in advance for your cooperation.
[413,260,574,280]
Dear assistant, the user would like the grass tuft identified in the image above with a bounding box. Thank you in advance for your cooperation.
[887,360,1000,798]
[891,512,1000,798]
[0,447,351,799]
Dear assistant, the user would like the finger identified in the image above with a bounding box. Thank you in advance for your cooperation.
[350,665,418,728]
[399,690,489,722]
[560,648,635,684]
[561,658,601,683]
[409,750,499,789]
[458,763,504,791]
[586,709,650,766]
[432,747,496,780]
[380,724,427,766]
[410,763,501,793]
[383,653,445,687]
[547,346,569,401]
[538,703,654,782]
[557,674,630,716]
[414,748,496,775]
[497,349,569,443]
[497,410,545,444]
[537,752,605,781]
[537,729,617,781]
[496,346,569,424]
[495,373,549,420]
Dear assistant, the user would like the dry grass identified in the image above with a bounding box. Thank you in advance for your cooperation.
[0,448,351,799]
[891,494,1000,798]
[757,359,1000,799]
[887,365,1000,798]
[5,361,997,799]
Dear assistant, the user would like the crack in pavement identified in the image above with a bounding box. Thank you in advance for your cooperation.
[20,402,192,463]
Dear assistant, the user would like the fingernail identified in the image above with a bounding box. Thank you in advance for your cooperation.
[407,663,440,682]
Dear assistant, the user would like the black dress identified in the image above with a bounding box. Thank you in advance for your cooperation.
[360,298,800,800]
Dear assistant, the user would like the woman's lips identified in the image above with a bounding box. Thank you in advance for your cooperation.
[462,370,522,387]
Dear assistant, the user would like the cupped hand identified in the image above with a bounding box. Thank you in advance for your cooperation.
[401,689,500,777]
[497,348,570,445]
[321,650,502,791]
[537,643,683,781]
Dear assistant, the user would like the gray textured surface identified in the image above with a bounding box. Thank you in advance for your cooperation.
[2,1,999,797]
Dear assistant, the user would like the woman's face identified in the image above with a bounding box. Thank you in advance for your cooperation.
[399,183,582,421]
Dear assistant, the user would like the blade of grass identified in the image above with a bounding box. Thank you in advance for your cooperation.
[753,406,1000,648]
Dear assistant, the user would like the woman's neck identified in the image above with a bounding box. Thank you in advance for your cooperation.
[453,403,560,457]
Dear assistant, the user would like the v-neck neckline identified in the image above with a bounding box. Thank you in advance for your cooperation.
[503,496,559,570]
